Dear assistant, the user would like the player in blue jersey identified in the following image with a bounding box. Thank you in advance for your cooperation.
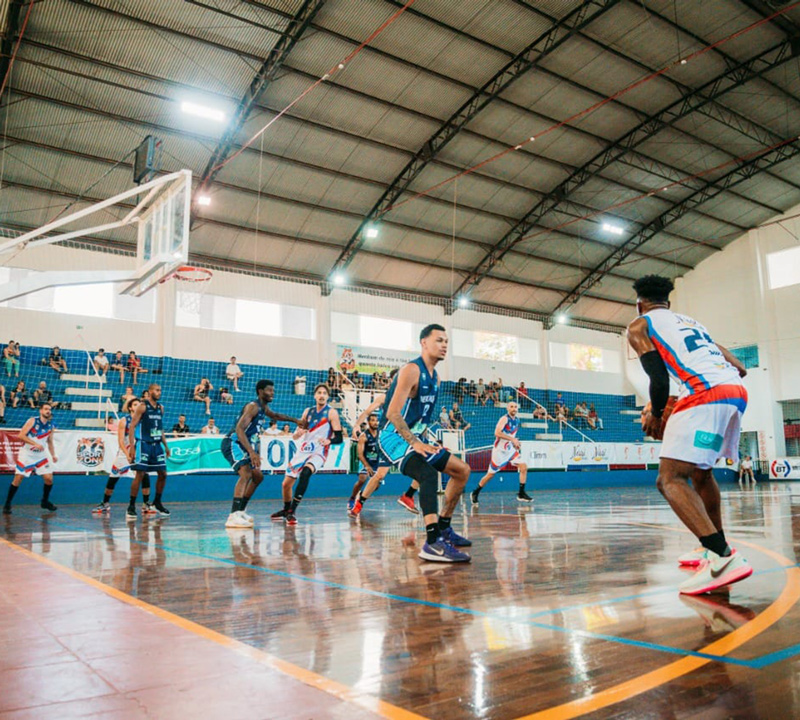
[3,403,58,513]
[128,383,170,518]
[223,379,304,529]
[470,401,531,505]
[92,398,152,514]
[378,324,473,562]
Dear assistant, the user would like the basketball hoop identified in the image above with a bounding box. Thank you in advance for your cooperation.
[160,265,212,314]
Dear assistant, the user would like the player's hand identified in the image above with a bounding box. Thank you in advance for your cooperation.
[351,428,360,439]
[512,439,521,450]
[33,442,44,452]
[411,439,440,456]
[320,439,331,447]
[250,452,261,467]
[164,445,171,458]
[642,411,662,439]
[51,455,58,463]
[297,417,308,429]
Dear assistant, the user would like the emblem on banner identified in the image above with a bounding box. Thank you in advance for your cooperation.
[76,437,105,468]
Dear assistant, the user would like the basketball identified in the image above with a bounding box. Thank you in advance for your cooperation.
[641,396,677,440]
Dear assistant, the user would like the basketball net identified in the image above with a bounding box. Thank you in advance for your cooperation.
[161,266,212,314]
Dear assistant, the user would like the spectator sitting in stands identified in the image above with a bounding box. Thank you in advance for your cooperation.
[225,356,243,392]
[219,387,233,405]
[439,406,451,429]
[474,378,488,406]
[49,346,68,374]
[3,340,20,378]
[0,383,5,424]
[110,351,126,383]
[533,404,554,421]
[93,348,109,377]
[518,381,530,407]
[201,418,219,435]
[265,420,281,436]
[281,423,292,436]
[171,414,191,436]
[486,381,499,405]
[106,416,117,432]
[378,371,391,390]
[449,402,471,432]
[127,351,147,385]
[193,378,213,415]
[120,386,136,410]
[555,404,568,427]
[466,379,477,403]
[34,381,58,409]
[351,370,364,389]
[553,392,566,417]
[454,377,467,403]
[587,403,603,430]
[142,390,150,403]
[573,401,589,428]
[11,380,33,409]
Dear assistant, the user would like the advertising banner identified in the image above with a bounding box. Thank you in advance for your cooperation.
[335,344,415,375]
[563,442,616,466]
[525,441,565,469]
[770,458,800,479]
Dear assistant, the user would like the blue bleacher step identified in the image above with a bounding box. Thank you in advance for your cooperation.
[65,387,112,398]
[70,400,116,412]
[61,373,106,384]
[75,417,106,428]
[536,433,563,441]
[522,421,548,429]
[620,409,642,415]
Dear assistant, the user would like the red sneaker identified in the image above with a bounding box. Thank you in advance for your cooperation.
[285,512,298,526]
[397,494,419,514]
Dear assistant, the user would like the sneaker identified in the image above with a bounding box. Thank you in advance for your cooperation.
[679,550,753,595]
[418,537,471,563]
[470,490,479,506]
[441,525,472,547]
[285,512,298,526]
[349,499,363,518]
[3,505,11,515]
[92,502,111,514]
[225,510,254,529]
[679,546,736,567]
[153,502,170,517]
[517,491,533,503]
[240,509,253,522]
[126,506,137,520]
[397,494,419,514]
[142,502,158,515]
[347,498,355,513]
[40,500,57,512]
[271,509,287,521]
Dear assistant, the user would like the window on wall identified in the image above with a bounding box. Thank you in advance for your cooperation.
[767,246,800,289]
[569,343,603,371]
[474,331,519,363]
[550,342,614,372]
[359,315,414,351]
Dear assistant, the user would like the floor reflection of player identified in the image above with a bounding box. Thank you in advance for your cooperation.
[492,514,531,597]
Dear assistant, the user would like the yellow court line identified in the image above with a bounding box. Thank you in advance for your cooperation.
[514,525,800,720]
[0,537,426,720]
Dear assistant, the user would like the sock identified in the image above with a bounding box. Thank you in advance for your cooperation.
[42,484,52,502]
[231,497,243,513]
[426,522,441,544]
[360,495,368,505]
[143,494,150,505]
[519,483,525,495]
[129,496,136,509]
[154,493,162,506]
[473,485,482,496]
[438,516,451,531]
[405,486,417,498]
[719,529,726,544]
[700,531,730,557]
[349,494,356,502]
[241,496,251,511]
[283,500,291,512]
[5,484,18,507]
[289,498,300,513]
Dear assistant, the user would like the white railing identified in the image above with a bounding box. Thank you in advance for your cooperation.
[515,387,592,442]
[76,334,118,428]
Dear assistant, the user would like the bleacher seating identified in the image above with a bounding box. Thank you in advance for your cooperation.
[1,344,645,444]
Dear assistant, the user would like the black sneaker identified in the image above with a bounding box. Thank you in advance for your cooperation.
[126,506,137,520]
[154,502,170,516]
[470,490,479,506]
[517,491,533,503]
[2,505,11,515]
[285,512,298,526]
[270,509,287,521]
[40,500,57,512]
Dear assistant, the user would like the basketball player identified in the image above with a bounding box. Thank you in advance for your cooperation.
[352,383,421,514]
[347,412,381,513]
[378,324,473,562]
[92,398,154,514]
[271,384,343,525]
[3,403,58,514]
[128,383,170,518]
[223,379,304,529]
[469,401,532,505]
[628,275,751,595]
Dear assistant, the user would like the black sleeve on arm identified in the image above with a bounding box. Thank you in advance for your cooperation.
[331,429,343,445]
[640,350,670,417]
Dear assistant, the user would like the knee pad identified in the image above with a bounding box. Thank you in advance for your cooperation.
[294,466,314,500]
[403,454,439,515]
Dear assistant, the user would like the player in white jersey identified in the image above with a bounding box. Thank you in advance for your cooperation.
[628,275,751,595]
[4,403,58,513]
[469,402,531,505]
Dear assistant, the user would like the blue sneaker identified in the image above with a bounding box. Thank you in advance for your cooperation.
[441,526,472,547]
[418,538,471,563]
[347,498,355,513]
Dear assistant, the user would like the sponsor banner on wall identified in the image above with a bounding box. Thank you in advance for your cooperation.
[564,442,616,466]
[617,442,660,465]
[520,440,662,469]
[335,344,415,375]
[770,458,800,479]
[525,441,566,469]
[258,436,350,474]
[0,430,120,474]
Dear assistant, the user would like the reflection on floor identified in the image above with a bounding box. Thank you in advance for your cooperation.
[2,483,800,719]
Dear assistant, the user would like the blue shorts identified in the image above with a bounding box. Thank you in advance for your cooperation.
[133,440,166,472]
[378,430,449,474]
[358,455,386,475]
[221,436,253,472]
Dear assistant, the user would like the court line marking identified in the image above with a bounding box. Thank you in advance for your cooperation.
[513,524,800,720]
[3,512,781,669]
[0,536,427,720]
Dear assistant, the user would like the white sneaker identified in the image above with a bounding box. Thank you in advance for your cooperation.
[225,511,254,529]
[679,545,737,567]
[679,550,752,595]
[240,510,253,522]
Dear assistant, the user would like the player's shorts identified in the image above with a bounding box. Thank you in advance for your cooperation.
[111,450,134,479]
[16,447,54,477]
[133,440,166,472]
[378,430,450,474]
[221,436,256,472]
[358,454,383,475]
[490,440,523,472]
[659,384,747,470]
[286,441,328,479]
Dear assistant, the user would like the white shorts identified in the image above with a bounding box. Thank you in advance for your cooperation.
[659,384,747,470]
[111,450,134,479]
[286,441,328,479]
[490,440,522,473]
[16,447,54,478]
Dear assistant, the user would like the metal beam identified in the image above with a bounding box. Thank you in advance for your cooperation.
[0,0,26,100]
[737,0,800,39]
[456,36,800,298]
[552,140,800,314]
[192,0,324,207]
[328,0,622,275]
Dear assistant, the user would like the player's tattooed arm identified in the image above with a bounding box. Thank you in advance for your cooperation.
[386,364,439,455]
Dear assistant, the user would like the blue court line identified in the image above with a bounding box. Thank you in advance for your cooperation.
[5,513,791,669]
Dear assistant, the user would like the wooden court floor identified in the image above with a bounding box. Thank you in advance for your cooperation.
[2,483,800,719]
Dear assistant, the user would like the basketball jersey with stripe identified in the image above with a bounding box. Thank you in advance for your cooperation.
[378,357,439,436]
[643,308,740,399]
[227,402,267,450]
[300,404,333,445]
[119,414,138,450]
[29,416,54,442]
[494,414,520,448]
